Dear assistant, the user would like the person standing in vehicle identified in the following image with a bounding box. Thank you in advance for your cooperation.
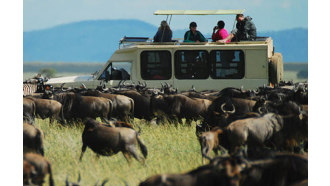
[218,14,256,43]
[184,22,207,42]
[154,20,173,42]
[212,20,230,43]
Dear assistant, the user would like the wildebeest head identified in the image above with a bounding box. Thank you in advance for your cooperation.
[84,118,99,130]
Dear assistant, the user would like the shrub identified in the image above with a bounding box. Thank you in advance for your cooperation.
[39,68,56,78]
[297,70,308,79]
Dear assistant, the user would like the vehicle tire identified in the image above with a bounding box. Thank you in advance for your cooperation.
[269,53,283,85]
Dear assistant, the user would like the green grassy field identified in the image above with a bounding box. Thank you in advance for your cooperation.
[34,119,202,186]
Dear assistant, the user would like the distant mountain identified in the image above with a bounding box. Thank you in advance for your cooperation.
[23,20,307,63]
[258,28,308,63]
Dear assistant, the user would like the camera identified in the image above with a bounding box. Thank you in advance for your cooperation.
[213,26,218,30]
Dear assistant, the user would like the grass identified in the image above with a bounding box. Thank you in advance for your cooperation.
[34,119,202,186]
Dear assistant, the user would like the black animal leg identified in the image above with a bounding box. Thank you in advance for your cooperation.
[79,144,87,161]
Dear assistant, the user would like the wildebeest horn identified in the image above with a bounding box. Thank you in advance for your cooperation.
[143,81,147,88]
[102,83,107,91]
[152,88,158,95]
[165,82,169,88]
[124,80,130,86]
[81,83,87,89]
[221,103,236,114]
[61,83,66,92]
[258,107,264,114]
[160,82,164,88]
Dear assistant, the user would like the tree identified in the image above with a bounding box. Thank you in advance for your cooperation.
[39,68,56,78]
[297,70,308,79]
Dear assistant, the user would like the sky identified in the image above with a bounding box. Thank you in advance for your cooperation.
[23,0,308,33]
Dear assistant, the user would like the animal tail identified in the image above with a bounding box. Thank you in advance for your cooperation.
[108,99,113,120]
[36,129,44,156]
[137,126,142,136]
[59,104,66,125]
[136,133,148,159]
[48,162,54,186]
[32,101,36,122]
[129,98,135,119]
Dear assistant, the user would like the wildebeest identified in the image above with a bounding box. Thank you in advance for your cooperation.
[24,96,65,125]
[214,104,306,153]
[158,94,212,124]
[222,113,285,153]
[198,127,227,164]
[114,90,153,121]
[23,160,37,186]
[239,153,308,186]
[139,155,245,186]
[79,119,147,164]
[23,123,44,156]
[24,152,54,186]
[23,97,36,124]
[202,96,258,128]
[80,90,134,121]
[47,92,113,124]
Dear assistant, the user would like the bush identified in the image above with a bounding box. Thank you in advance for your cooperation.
[39,68,56,78]
[297,70,308,79]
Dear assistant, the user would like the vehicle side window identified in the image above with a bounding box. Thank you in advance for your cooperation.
[140,51,172,80]
[98,62,131,81]
[210,50,245,79]
[175,50,209,79]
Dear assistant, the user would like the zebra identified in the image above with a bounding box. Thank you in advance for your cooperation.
[23,83,38,96]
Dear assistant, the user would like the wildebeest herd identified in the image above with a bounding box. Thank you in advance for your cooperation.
[23,80,308,186]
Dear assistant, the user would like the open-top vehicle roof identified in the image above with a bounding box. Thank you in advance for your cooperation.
[154,9,245,15]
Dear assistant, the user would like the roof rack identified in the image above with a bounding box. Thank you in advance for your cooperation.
[119,36,150,43]
[154,9,245,15]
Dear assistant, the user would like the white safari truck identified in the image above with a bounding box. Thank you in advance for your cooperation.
[46,10,283,91]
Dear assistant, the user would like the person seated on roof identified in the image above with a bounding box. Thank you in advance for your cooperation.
[212,20,230,43]
[184,22,207,43]
[154,20,173,42]
[218,14,256,43]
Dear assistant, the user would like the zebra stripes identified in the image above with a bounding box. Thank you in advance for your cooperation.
[23,83,38,96]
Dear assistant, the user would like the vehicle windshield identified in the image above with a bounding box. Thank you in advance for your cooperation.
[99,62,131,81]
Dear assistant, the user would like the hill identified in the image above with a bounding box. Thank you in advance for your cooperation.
[23,19,307,63]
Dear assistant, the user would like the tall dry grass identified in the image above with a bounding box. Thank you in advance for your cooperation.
[33,118,203,185]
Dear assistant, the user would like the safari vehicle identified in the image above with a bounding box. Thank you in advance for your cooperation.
[46,10,283,91]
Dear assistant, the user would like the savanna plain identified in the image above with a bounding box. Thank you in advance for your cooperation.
[23,62,308,185]
[35,118,201,185]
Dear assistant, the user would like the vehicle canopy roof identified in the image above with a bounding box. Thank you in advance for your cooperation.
[153,9,245,15]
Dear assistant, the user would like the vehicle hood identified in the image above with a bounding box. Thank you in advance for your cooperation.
[46,75,95,84]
